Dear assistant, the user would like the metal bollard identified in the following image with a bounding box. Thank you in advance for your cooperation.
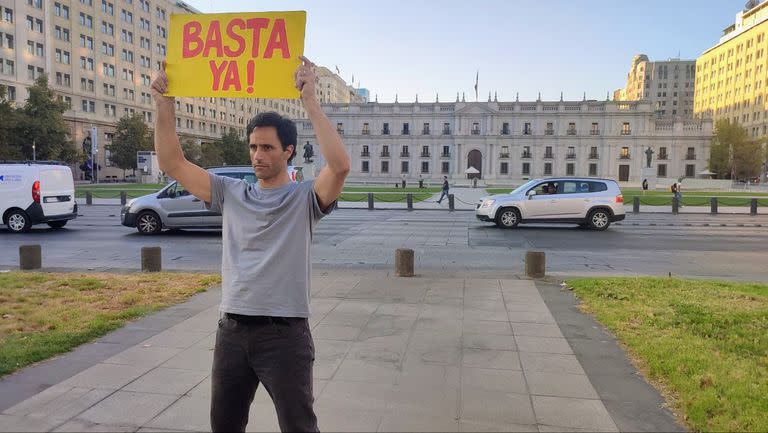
[525,251,545,279]
[672,197,679,215]
[710,197,718,215]
[448,194,455,211]
[395,248,414,277]
[120,191,127,206]
[367,193,374,210]
[19,244,42,270]
[751,198,758,216]
[406,193,413,210]
[632,197,640,214]
[85,190,93,205]
[141,246,162,272]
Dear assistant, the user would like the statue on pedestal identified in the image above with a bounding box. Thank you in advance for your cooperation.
[644,146,654,168]
[303,141,314,164]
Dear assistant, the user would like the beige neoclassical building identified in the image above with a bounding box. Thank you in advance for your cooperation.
[297,99,713,185]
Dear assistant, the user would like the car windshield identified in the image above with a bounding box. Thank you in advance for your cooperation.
[509,179,539,195]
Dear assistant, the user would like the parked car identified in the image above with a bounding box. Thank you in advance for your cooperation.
[1,161,77,233]
[121,165,299,234]
[476,178,625,230]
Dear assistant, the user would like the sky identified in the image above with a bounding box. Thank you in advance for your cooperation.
[183,0,743,103]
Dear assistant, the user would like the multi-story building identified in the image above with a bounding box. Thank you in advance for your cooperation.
[616,54,696,118]
[694,0,768,138]
[0,0,358,180]
[316,66,365,104]
[298,99,712,185]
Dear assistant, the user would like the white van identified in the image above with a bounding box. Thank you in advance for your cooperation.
[1,162,77,233]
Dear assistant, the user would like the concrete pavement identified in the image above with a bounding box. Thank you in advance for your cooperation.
[0,270,683,432]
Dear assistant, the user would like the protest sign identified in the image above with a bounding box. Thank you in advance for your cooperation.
[165,11,306,98]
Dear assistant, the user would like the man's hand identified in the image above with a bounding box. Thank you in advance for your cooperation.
[294,56,319,103]
[150,60,174,107]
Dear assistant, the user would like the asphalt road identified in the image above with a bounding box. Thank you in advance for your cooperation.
[1,205,767,281]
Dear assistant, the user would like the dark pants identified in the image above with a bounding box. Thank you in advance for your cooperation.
[437,189,449,203]
[211,314,317,433]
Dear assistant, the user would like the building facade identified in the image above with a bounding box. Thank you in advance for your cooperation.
[298,100,713,185]
[316,66,365,105]
[694,0,768,138]
[0,0,360,180]
[616,54,696,118]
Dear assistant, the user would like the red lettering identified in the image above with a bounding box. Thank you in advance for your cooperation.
[222,61,241,91]
[202,20,223,57]
[245,18,269,57]
[224,18,246,57]
[264,19,290,59]
[209,60,228,91]
[182,21,203,58]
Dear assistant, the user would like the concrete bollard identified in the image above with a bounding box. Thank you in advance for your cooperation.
[85,190,92,205]
[710,197,718,215]
[406,193,413,210]
[672,197,679,215]
[367,193,374,210]
[632,197,640,214]
[448,194,455,211]
[19,244,42,270]
[395,248,414,277]
[141,246,162,272]
[525,251,545,279]
[120,191,127,206]
[751,198,758,216]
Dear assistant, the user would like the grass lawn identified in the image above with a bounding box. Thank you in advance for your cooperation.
[0,271,221,377]
[485,188,768,206]
[75,184,166,199]
[566,277,768,432]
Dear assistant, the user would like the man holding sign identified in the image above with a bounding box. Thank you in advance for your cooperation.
[152,50,349,431]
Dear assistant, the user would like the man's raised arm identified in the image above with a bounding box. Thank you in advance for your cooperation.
[151,60,211,203]
[295,56,350,210]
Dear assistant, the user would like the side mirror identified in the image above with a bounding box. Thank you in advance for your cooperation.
[527,190,536,199]
[168,190,176,199]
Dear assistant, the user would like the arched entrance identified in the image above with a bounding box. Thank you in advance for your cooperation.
[467,149,482,179]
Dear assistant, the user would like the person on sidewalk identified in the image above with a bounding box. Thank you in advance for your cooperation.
[151,56,350,433]
[437,176,450,204]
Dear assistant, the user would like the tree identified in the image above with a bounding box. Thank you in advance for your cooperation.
[0,85,22,160]
[200,141,222,167]
[709,119,750,179]
[218,129,249,165]
[733,138,764,181]
[180,136,202,166]
[105,113,152,176]
[14,75,77,162]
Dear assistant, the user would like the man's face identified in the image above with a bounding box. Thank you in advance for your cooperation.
[249,126,294,180]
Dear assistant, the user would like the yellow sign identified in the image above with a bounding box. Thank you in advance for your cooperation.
[166,11,306,98]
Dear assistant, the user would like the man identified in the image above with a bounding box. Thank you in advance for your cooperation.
[437,175,449,203]
[150,56,350,433]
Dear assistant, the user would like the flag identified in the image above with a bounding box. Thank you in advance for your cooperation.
[351,74,354,85]
[474,71,479,101]
[335,65,340,74]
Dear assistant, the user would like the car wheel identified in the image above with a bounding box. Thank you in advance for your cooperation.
[495,208,520,229]
[6,210,32,233]
[47,220,68,229]
[587,209,611,231]
[136,211,162,235]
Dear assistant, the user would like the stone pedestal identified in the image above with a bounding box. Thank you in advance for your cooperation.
[641,167,657,190]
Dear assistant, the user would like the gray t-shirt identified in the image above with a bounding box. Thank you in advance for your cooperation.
[205,173,332,317]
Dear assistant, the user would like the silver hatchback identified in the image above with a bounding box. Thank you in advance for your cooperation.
[121,166,258,235]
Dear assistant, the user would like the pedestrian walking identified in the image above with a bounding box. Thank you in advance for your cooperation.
[437,176,450,203]
[151,55,350,433]
[642,178,648,195]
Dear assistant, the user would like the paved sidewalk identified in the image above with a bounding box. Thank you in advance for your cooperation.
[0,271,683,432]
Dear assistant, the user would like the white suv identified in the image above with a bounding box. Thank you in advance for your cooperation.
[476,178,625,230]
